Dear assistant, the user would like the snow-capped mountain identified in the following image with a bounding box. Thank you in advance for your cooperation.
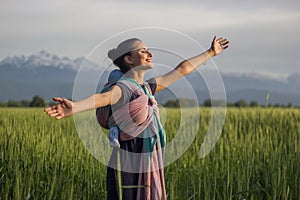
[0,50,299,105]
[0,51,105,102]
[0,50,99,71]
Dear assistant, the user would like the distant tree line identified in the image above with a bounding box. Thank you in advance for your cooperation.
[0,96,298,108]
[0,96,46,107]
[163,98,299,108]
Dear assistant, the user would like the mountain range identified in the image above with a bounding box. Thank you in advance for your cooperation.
[0,50,299,106]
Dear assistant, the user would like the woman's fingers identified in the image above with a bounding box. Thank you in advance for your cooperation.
[52,97,64,103]
[48,110,64,119]
[44,104,63,117]
[219,38,227,43]
[221,40,229,46]
[44,107,51,112]
[213,35,217,42]
[49,112,59,117]
[216,37,223,42]
[223,45,229,50]
[44,97,68,120]
[56,115,64,120]
[44,107,53,114]
[44,105,57,112]
[216,38,229,50]
[216,38,228,43]
[46,109,58,116]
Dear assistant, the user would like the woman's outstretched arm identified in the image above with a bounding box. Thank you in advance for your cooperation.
[44,85,122,119]
[154,36,229,92]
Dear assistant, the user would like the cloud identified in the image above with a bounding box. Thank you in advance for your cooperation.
[0,0,299,76]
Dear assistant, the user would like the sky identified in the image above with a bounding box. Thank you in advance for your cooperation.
[1,0,300,78]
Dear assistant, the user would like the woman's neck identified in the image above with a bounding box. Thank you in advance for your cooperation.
[124,69,145,84]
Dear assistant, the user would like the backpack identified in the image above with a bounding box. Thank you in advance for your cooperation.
[96,81,117,129]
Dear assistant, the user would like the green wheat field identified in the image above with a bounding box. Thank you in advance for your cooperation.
[0,108,299,199]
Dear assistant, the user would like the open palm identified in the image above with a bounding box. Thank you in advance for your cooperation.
[44,97,73,119]
[211,36,229,56]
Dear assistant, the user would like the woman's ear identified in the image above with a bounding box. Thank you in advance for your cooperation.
[124,55,133,65]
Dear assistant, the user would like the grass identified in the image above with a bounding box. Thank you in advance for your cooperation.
[0,107,299,199]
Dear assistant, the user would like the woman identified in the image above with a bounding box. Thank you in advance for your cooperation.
[44,36,229,199]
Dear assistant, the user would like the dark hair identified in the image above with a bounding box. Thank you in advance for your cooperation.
[107,38,142,73]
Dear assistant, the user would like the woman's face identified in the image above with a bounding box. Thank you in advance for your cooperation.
[127,41,153,69]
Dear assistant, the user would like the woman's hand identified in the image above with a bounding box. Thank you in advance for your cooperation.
[210,36,229,56]
[154,35,229,92]
[44,97,74,119]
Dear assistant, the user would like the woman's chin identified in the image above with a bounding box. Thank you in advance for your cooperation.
[137,63,153,70]
[146,63,154,69]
